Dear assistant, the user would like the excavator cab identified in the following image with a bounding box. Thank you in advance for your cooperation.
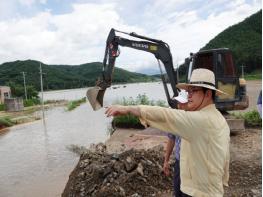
[185,48,249,111]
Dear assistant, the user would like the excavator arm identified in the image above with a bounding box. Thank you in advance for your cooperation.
[87,28,178,110]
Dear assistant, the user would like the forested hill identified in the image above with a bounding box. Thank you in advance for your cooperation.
[202,10,262,72]
[0,60,156,91]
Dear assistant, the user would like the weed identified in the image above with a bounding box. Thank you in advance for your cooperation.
[24,98,40,107]
[0,104,5,111]
[66,97,86,111]
[0,117,15,127]
[231,110,261,127]
[112,94,167,129]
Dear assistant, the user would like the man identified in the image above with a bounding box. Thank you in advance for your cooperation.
[105,68,230,197]
[163,89,188,197]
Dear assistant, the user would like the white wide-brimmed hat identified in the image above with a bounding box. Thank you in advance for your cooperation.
[173,89,188,103]
[176,68,226,95]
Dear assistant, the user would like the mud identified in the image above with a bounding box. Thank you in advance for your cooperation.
[62,144,173,197]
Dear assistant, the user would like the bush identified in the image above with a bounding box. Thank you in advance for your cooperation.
[24,98,40,107]
[243,110,262,127]
[112,114,145,129]
[112,94,167,129]
[231,110,261,127]
[0,104,5,111]
[67,97,86,111]
[0,117,15,127]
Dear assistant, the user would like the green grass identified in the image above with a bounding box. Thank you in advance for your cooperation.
[112,94,167,129]
[0,117,15,127]
[0,104,5,111]
[24,98,40,107]
[66,97,86,111]
[112,114,144,129]
[244,70,262,80]
[231,110,261,127]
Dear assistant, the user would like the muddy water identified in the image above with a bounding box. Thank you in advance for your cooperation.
[0,82,167,197]
[43,82,167,103]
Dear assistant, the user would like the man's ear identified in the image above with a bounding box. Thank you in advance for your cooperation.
[205,89,212,98]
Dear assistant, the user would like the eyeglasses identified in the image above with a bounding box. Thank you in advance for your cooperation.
[187,88,203,96]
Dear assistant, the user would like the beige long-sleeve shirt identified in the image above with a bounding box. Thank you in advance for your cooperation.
[139,104,230,197]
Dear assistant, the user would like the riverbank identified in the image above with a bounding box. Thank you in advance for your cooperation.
[0,100,67,131]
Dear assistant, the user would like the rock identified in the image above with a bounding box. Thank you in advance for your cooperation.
[62,146,173,197]
[124,156,137,172]
[136,163,144,176]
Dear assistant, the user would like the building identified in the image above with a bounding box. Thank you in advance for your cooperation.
[0,86,11,104]
[5,98,24,112]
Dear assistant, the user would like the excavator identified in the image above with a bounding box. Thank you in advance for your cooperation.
[87,28,249,130]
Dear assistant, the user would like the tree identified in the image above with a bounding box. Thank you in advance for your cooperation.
[7,82,39,99]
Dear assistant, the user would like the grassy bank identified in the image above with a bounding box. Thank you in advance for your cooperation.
[66,97,86,111]
[244,70,262,80]
[231,110,261,127]
[0,100,68,130]
[112,94,167,129]
[0,117,15,128]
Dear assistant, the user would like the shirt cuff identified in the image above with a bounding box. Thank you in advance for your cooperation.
[138,105,148,128]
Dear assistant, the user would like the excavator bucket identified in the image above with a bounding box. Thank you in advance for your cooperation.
[86,86,106,111]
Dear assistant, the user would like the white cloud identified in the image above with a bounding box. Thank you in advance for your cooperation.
[0,3,137,65]
[151,0,262,70]
[0,0,261,73]
[18,0,47,6]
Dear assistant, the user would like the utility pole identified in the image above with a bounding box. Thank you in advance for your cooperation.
[176,63,179,82]
[241,64,245,78]
[21,71,28,100]
[40,63,45,121]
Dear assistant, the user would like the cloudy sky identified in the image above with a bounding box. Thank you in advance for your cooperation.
[0,0,261,74]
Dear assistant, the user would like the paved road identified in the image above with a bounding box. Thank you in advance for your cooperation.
[245,80,261,112]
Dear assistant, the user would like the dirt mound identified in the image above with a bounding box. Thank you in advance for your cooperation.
[63,127,262,197]
[62,144,173,197]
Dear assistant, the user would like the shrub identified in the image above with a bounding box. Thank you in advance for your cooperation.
[231,110,261,127]
[243,110,262,127]
[112,94,167,129]
[112,114,145,129]
[0,117,15,127]
[0,104,5,111]
[67,97,86,111]
[24,98,40,107]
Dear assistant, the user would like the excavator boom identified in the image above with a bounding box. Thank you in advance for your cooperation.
[87,28,178,110]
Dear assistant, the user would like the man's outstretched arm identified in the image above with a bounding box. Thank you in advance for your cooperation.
[105,105,141,117]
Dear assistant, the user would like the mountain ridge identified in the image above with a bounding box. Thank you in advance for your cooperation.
[0,60,156,91]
